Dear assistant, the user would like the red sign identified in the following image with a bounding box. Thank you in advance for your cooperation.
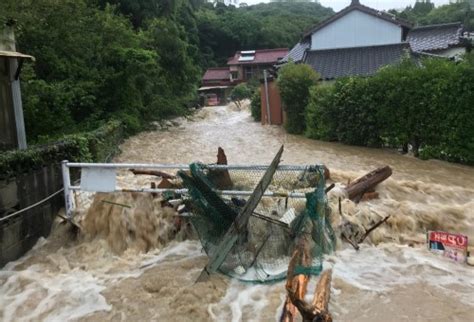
[429,231,468,248]
[428,231,468,263]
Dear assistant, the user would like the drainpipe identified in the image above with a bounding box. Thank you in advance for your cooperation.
[263,69,271,125]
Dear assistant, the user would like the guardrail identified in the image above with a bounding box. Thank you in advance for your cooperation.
[61,161,317,219]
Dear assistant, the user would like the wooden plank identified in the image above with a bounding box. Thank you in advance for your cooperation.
[196,145,284,282]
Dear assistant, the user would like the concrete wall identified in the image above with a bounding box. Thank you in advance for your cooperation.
[0,164,63,267]
[311,10,403,50]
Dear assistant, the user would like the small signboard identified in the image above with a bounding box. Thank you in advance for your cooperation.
[81,167,116,192]
[427,231,468,263]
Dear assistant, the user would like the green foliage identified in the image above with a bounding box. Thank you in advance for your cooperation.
[305,57,474,164]
[305,85,337,141]
[195,3,333,67]
[0,0,201,142]
[230,83,252,108]
[0,121,123,179]
[390,2,473,30]
[250,89,261,122]
[0,0,335,143]
[306,79,383,147]
[277,63,319,134]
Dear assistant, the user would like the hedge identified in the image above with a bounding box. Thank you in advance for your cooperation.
[250,89,261,122]
[277,63,319,134]
[0,120,123,179]
[305,57,474,165]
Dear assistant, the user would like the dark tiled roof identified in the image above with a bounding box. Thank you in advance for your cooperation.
[407,22,464,52]
[280,41,310,63]
[303,2,412,38]
[304,43,411,80]
[202,67,229,81]
[227,48,289,65]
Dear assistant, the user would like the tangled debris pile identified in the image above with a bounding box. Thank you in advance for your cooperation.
[174,146,335,284]
[123,147,392,284]
[78,146,393,265]
[73,146,393,320]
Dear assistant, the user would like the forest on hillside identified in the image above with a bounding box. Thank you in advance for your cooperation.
[0,0,471,143]
[390,0,473,30]
[0,0,333,141]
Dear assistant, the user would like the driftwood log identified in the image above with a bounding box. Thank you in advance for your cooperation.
[322,165,331,180]
[280,238,312,322]
[207,147,233,190]
[281,237,333,322]
[130,169,175,179]
[344,166,392,202]
[157,178,175,189]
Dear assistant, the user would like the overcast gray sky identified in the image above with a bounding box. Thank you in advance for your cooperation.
[244,0,452,11]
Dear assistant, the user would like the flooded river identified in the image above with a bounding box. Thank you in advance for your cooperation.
[1,104,473,321]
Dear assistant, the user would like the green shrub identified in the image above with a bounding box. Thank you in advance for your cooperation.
[304,56,474,165]
[230,83,252,109]
[305,85,337,141]
[277,63,319,134]
[0,121,124,179]
[334,78,383,147]
[250,89,261,122]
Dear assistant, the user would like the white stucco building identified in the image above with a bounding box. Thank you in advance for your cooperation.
[282,0,469,80]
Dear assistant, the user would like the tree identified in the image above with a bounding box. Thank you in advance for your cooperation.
[0,0,203,140]
[230,83,252,109]
[195,2,334,67]
[390,1,473,31]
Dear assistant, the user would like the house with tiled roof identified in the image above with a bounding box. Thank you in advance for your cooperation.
[227,48,288,82]
[199,48,288,105]
[201,67,233,87]
[282,0,470,80]
[407,22,467,57]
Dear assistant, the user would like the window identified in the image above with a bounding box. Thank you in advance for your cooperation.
[230,71,238,81]
[244,66,253,80]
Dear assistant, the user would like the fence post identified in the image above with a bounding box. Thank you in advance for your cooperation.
[61,160,74,219]
[263,69,272,125]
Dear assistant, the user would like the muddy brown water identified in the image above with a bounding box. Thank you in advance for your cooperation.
[1,104,473,322]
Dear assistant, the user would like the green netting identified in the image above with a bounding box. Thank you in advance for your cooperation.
[179,163,336,283]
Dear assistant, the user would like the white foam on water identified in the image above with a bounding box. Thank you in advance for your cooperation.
[0,237,203,322]
[0,266,111,322]
[326,243,474,305]
[207,243,474,322]
[208,280,278,322]
[139,240,203,269]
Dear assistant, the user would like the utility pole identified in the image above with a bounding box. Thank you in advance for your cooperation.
[263,69,271,125]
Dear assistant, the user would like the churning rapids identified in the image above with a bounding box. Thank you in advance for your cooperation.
[1,104,473,322]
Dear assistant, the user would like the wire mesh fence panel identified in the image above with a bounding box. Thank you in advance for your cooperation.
[181,163,336,283]
[64,162,336,283]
